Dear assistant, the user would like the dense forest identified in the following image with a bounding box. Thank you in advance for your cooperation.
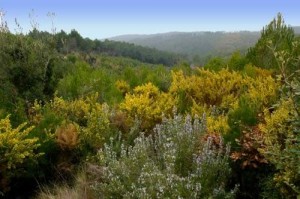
[0,13,299,199]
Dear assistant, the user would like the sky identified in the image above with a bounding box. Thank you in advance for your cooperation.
[1,0,299,39]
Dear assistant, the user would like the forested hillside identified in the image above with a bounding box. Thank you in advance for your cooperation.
[111,26,300,64]
[0,13,299,199]
[30,29,184,67]
[111,31,260,63]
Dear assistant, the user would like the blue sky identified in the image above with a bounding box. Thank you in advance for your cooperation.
[1,0,299,39]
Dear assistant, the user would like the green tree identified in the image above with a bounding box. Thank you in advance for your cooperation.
[247,13,298,72]
[204,57,225,71]
[227,51,247,71]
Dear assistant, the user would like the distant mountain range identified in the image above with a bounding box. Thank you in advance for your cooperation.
[109,27,300,63]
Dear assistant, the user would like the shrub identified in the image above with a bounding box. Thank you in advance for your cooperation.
[170,69,245,112]
[56,123,79,150]
[230,126,267,169]
[259,98,300,198]
[57,61,122,104]
[88,115,237,198]
[115,79,130,96]
[0,116,41,193]
[120,82,176,131]
[80,103,110,150]
[49,93,111,151]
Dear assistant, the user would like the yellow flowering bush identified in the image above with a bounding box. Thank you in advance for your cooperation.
[0,116,41,192]
[171,68,277,111]
[259,99,291,146]
[81,103,110,149]
[206,114,230,135]
[259,98,299,196]
[0,116,40,169]
[50,95,90,126]
[49,93,111,150]
[170,69,245,111]
[170,68,278,138]
[115,79,130,95]
[244,75,278,108]
[120,82,176,130]
[191,103,230,135]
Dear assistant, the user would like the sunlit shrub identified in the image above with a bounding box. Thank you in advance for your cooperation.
[0,116,40,169]
[244,75,278,108]
[170,69,245,111]
[120,82,176,131]
[206,114,230,135]
[170,68,277,113]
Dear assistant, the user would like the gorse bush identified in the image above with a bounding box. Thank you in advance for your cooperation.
[49,93,111,150]
[89,114,236,198]
[0,116,41,193]
[259,78,300,198]
[120,82,176,131]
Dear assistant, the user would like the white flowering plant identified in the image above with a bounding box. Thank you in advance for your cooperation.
[88,114,237,198]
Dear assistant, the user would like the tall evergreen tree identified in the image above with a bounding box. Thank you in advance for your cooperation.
[247,13,298,72]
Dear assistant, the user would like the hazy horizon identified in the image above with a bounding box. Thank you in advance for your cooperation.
[1,0,300,39]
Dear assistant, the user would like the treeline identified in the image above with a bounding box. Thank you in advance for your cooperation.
[29,29,184,66]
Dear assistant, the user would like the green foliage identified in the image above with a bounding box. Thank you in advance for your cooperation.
[53,30,184,66]
[89,115,236,198]
[253,27,300,198]
[247,13,299,73]
[5,35,54,101]
[226,96,259,143]
[227,51,248,71]
[57,61,122,104]
[204,57,226,71]
[56,56,172,105]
